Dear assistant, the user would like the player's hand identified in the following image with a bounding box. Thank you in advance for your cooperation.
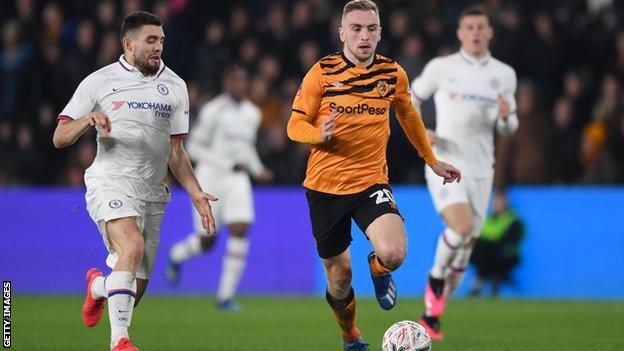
[256,169,274,183]
[497,94,511,121]
[320,110,339,142]
[426,129,438,146]
[88,112,111,136]
[430,161,461,184]
[191,191,218,235]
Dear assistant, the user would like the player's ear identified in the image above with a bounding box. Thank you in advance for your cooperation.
[339,26,345,43]
[122,36,134,54]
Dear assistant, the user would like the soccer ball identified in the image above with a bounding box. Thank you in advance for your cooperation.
[381,320,432,351]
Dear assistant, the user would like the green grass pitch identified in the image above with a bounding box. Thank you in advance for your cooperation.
[12,295,624,350]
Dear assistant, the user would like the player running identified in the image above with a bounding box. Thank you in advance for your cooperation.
[287,1,460,350]
[411,7,519,340]
[166,65,272,312]
[52,11,216,351]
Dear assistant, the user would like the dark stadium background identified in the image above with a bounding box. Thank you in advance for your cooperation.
[0,1,623,350]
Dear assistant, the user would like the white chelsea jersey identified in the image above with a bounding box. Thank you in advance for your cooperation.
[59,55,189,202]
[411,50,518,178]
[187,94,265,177]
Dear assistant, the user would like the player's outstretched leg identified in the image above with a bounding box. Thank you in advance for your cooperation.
[364,212,406,311]
[82,268,106,327]
[107,271,139,351]
[326,288,368,351]
[368,251,397,310]
[216,224,250,312]
[167,233,213,286]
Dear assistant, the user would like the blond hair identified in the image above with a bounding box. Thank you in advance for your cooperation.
[342,0,379,19]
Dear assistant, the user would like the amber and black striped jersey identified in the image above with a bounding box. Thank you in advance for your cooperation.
[287,52,436,195]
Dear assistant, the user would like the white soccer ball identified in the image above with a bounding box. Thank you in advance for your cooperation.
[381,320,432,351]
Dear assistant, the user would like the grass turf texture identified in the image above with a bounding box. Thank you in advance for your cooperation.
[12,296,624,350]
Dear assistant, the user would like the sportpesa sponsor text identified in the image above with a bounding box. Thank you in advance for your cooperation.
[329,102,387,115]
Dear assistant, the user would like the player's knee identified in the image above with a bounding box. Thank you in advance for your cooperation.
[377,248,405,271]
[450,220,474,237]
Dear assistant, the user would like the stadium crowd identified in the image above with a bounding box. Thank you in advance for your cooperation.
[1,0,623,186]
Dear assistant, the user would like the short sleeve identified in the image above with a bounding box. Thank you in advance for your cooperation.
[410,58,440,103]
[291,63,323,120]
[58,73,101,121]
[171,81,190,139]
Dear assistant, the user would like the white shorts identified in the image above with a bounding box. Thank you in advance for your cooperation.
[194,165,254,235]
[425,168,493,237]
[86,186,165,280]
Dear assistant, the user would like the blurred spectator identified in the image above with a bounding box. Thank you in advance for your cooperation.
[14,0,38,46]
[580,75,623,183]
[397,34,426,79]
[297,41,320,77]
[9,124,44,184]
[552,97,582,183]
[40,2,66,45]
[96,31,120,68]
[96,0,117,33]
[525,13,564,105]
[41,42,71,111]
[194,21,230,96]
[469,191,524,297]
[1,20,39,124]
[562,69,593,126]
[249,76,281,130]
[66,20,97,87]
[495,81,553,188]
[290,1,314,42]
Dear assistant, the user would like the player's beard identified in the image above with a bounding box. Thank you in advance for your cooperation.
[134,53,160,76]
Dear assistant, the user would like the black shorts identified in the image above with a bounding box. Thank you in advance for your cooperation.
[305,184,402,259]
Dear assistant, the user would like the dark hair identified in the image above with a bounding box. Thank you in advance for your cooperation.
[120,11,162,38]
[458,7,489,25]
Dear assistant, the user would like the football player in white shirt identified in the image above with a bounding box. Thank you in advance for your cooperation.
[166,65,272,312]
[410,7,518,339]
[52,11,216,351]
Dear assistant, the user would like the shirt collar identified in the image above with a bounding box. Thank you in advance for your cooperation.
[459,49,491,66]
[118,54,166,79]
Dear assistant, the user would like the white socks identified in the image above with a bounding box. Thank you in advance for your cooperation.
[106,271,137,347]
[91,275,107,300]
[444,247,472,297]
[169,233,203,264]
[430,227,467,279]
[217,237,249,302]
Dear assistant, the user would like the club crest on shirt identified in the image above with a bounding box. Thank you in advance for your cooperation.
[489,78,500,90]
[377,80,389,97]
[109,199,123,209]
[157,83,169,95]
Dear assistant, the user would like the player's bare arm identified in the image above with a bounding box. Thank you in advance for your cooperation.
[52,112,111,148]
[168,139,218,234]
